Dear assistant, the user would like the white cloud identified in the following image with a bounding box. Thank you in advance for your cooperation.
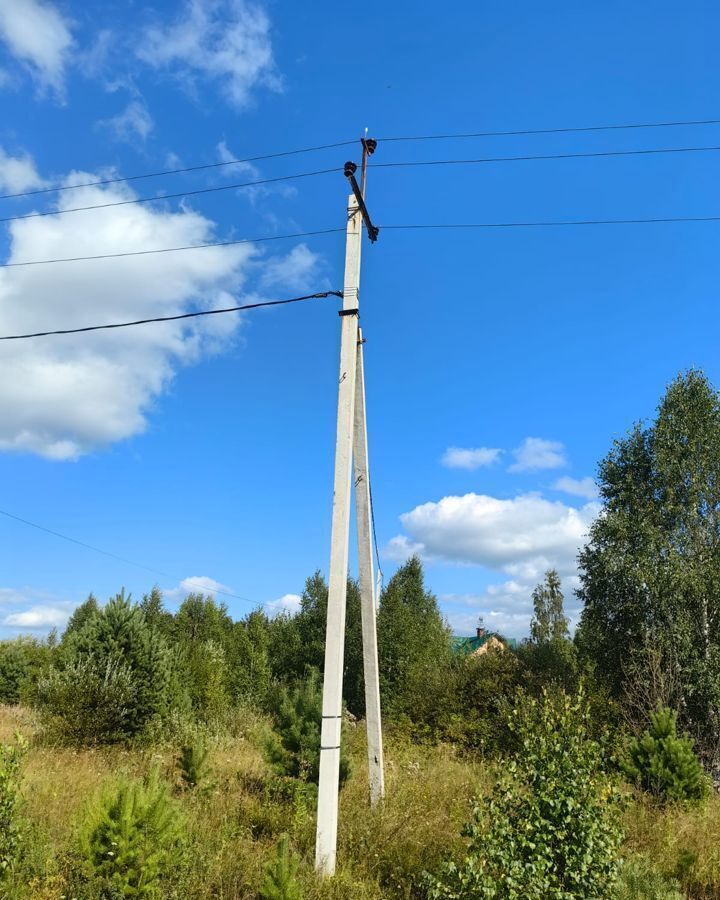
[0,147,46,193]
[509,437,567,472]
[0,586,75,633]
[4,604,70,628]
[137,0,280,109]
[0,0,73,95]
[387,492,599,581]
[260,244,321,292]
[553,475,598,500]
[443,574,583,639]
[265,593,301,617]
[101,100,154,143]
[0,173,267,459]
[441,446,502,470]
[164,576,231,600]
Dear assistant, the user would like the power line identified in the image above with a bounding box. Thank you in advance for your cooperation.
[0,291,342,341]
[0,507,259,607]
[370,144,720,172]
[0,227,344,269]
[0,140,357,202]
[0,167,341,225]
[378,117,720,143]
[382,215,720,230]
[3,117,719,204]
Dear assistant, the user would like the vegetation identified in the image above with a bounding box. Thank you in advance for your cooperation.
[623,706,708,803]
[2,370,720,896]
[426,689,622,898]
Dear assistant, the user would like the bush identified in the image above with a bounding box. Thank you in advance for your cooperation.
[622,706,708,802]
[37,657,137,744]
[265,670,349,786]
[80,768,183,898]
[177,741,211,791]
[0,734,27,878]
[426,689,622,899]
[39,593,183,743]
[614,857,683,899]
[259,834,303,900]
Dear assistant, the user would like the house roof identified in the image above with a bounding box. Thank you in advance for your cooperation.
[452,632,518,655]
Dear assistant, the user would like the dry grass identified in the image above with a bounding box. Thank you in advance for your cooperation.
[625,792,720,898]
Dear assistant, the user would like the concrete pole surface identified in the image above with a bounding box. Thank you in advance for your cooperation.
[353,333,385,807]
[315,193,362,876]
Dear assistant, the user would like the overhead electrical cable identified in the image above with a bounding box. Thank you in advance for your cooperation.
[0,507,259,607]
[378,117,720,143]
[369,144,720,172]
[0,227,345,269]
[2,117,719,203]
[381,215,720,230]
[0,291,342,341]
[0,166,342,225]
[0,140,357,202]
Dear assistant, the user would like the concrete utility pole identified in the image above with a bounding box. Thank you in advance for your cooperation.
[315,141,383,877]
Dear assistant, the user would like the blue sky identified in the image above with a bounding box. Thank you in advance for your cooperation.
[0,0,717,638]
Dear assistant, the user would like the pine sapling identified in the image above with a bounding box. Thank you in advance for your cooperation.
[622,706,708,802]
[177,741,211,791]
[81,767,182,898]
[259,834,303,900]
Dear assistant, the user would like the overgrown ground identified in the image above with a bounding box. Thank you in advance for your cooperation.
[3,705,720,899]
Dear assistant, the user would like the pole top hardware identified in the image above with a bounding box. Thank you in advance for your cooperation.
[344,160,380,243]
[361,137,377,155]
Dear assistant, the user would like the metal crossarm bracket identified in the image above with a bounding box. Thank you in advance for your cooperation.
[344,161,380,243]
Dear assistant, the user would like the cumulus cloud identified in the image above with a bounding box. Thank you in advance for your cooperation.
[442,575,583,638]
[260,244,321,292]
[509,437,567,473]
[387,492,598,582]
[101,100,154,143]
[0,174,263,459]
[553,475,599,500]
[0,0,73,95]
[441,446,502,470]
[163,576,232,601]
[137,0,280,108]
[0,147,46,193]
[0,586,75,633]
[265,593,301,617]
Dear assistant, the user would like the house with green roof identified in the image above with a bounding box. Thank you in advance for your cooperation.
[452,625,517,657]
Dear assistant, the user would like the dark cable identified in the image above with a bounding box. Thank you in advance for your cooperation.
[369,145,720,171]
[0,507,259,607]
[382,215,720,230]
[0,227,344,269]
[378,118,720,143]
[0,140,357,202]
[0,167,341,225]
[368,480,384,594]
[0,291,343,341]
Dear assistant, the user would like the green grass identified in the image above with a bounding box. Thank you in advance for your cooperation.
[3,704,719,898]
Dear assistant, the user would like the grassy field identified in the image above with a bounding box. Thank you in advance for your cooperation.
[3,704,720,899]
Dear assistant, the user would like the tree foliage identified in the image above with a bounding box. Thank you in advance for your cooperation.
[622,706,708,803]
[426,689,622,899]
[81,769,182,898]
[259,834,303,900]
[530,569,569,644]
[578,370,720,754]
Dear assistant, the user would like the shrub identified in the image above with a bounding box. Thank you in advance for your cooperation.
[259,834,303,900]
[265,670,349,786]
[622,706,708,802]
[614,857,683,899]
[426,689,622,899]
[39,592,183,743]
[37,657,137,744]
[81,768,182,898]
[0,734,27,878]
[177,741,211,790]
